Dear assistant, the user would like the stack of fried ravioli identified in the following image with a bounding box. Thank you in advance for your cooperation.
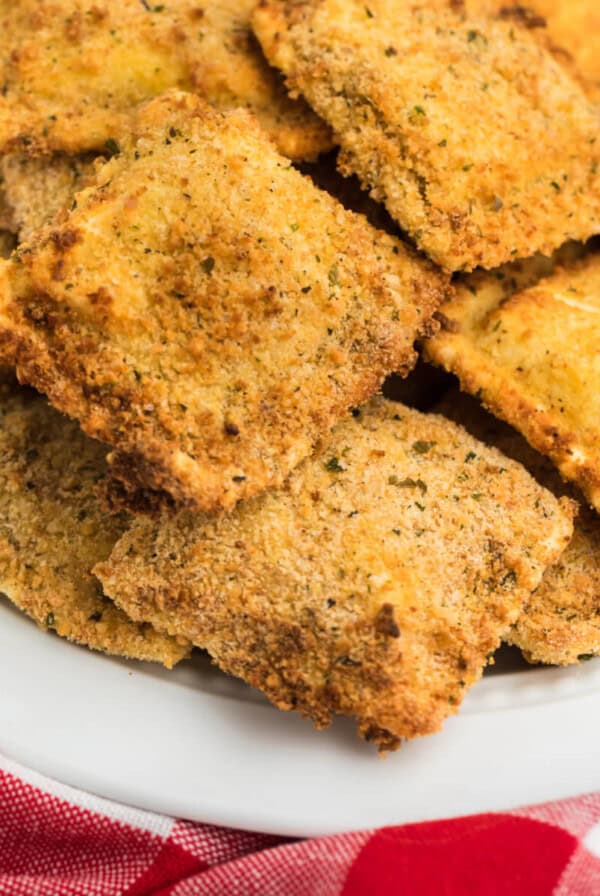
[0,0,598,750]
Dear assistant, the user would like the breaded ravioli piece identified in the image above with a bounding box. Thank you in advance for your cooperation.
[253,0,600,271]
[425,250,600,511]
[530,0,600,101]
[0,92,446,513]
[0,384,190,667]
[95,399,574,749]
[435,389,600,666]
[513,512,600,665]
[0,154,97,242]
[0,0,331,162]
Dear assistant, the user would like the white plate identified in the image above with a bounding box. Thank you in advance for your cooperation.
[1,597,599,837]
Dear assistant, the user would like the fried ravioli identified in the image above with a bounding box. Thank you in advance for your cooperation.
[435,389,600,666]
[0,0,331,161]
[425,250,600,511]
[0,384,190,666]
[0,153,97,242]
[513,513,600,665]
[95,398,574,749]
[0,92,447,513]
[253,0,600,271]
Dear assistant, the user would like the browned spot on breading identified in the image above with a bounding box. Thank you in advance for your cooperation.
[374,603,401,638]
[50,229,80,251]
[499,6,547,29]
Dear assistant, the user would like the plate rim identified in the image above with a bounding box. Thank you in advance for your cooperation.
[2,600,599,837]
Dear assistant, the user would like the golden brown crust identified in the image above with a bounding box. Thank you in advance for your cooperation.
[0,153,98,242]
[425,250,600,511]
[529,0,600,101]
[0,92,447,513]
[0,383,190,666]
[95,398,574,749]
[253,0,600,271]
[435,389,600,666]
[0,0,331,162]
[513,513,600,665]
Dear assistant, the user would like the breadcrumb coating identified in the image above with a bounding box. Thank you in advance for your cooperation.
[530,0,600,101]
[0,383,190,666]
[96,398,574,749]
[0,0,331,161]
[0,92,447,512]
[435,389,600,666]
[253,0,600,271]
[0,154,97,242]
[425,250,600,511]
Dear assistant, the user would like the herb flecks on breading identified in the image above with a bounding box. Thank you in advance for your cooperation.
[0,383,190,666]
[0,92,447,512]
[253,0,600,271]
[96,399,573,749]
[0,0,331,161]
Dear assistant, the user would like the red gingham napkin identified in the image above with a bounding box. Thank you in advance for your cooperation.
[1,755,599,895]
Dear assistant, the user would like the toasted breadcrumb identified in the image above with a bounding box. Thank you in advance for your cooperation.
[530,0,600,101]
[435,389,600,667]
[0,92,447,513]
[0,154,97,242]
[0,0,331,161]
[0,383,190,666]
[95,398,574,749]
[425,250,600,511]
[253,0,600,271]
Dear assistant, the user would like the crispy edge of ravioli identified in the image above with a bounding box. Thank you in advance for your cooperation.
[253,0,600,271]
[0,0,331,162]
[298,150,398,234]
[0,383,190,667]
[424,250,600,511]
[435,388,600,667]
[95,398,574,749]
[0,92,447,513]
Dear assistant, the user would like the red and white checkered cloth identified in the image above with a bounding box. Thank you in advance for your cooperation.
[1,755,599,895]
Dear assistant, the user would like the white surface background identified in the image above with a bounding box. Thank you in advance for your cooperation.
[1,599,599,837]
